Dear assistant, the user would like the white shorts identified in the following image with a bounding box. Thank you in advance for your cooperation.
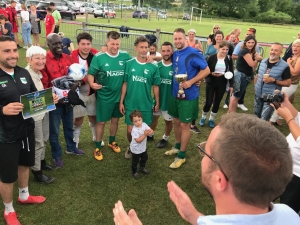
[73,93,96,118]
[153,110,173,121]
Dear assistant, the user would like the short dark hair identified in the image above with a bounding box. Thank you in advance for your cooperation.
[107,31,120,40]
[0,36,14,42]
[77,32,93,44]
[212,30,224,45]
[174,28,185,35]
[161,41,173,49]
[149,43,157,49]
[213,113,293,208]
[247,27,256,35]
[134,36,149,46]
[49,2,55,6]
[0,14,8,21]
[273,42,283,47]
[46,7,52,12]
[10,0,16,3]
[130,110,143,122]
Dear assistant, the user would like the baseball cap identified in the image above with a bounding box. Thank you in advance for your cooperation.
[247,28,256,34]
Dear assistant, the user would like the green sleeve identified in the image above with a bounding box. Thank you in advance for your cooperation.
[88,56,99,76]
[153,67,161,86]
[54,10,61,20]
[124,62,129,82]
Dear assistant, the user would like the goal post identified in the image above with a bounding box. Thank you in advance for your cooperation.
[190,7,203,25]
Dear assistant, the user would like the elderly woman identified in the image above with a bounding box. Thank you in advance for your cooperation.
[270,39,300,125]
[29,4,44,46]
[207,24,220,45]
[272,92,300,214]
[26,46,58,184]
[186,29,203,52]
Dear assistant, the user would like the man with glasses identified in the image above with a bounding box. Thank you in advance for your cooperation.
[224,28,263,111]
[112,113,300,224]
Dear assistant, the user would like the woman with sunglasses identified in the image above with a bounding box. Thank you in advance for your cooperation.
[228,35,260,113]
[204,30,224,59]
[207,24,220,45]
[200,40,234,128]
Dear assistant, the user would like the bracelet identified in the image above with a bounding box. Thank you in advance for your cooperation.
[287,118,294,125]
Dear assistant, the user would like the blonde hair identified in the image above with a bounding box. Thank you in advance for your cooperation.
[293,39,300,46]
[21,4,27,10]
[211,24,220,34]
[227,28,241,36]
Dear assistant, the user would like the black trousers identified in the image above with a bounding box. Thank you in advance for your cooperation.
[132,151,148,174]
[203,83,227,114]
[280,174,300,214]
[54,25,60,34]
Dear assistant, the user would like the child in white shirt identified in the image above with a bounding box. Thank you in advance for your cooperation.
[130,110,153,179]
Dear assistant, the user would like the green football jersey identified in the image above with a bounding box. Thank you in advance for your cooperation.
[124,58,161,111]
[88,50,131,103]
[158,61,173,111]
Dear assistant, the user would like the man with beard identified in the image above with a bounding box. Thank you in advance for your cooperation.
[71,32,98,148]
[147,43,162,62]
[112,113,300,225]
[119,36,161,159]
[164,28,209,169]
[42,33,84,168]
[88,31,132,161]
[0,36,46,225]
[254,43,291,121]
[149,41,174,148]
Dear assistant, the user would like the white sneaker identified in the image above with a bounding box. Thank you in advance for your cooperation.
[223,104,228,109]
[238,104,248,111]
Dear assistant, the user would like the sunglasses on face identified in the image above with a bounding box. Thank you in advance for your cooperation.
[197,141,229,181]
[214,27,220,29]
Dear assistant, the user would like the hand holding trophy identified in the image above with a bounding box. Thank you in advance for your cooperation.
[175,74,188,99]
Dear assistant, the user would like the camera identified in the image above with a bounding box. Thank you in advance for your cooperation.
[261,92,284,104]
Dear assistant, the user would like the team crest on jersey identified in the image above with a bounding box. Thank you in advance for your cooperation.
[20,77,27,84]
[144,69,149,74]
[169,71,173,76]
[119,61,123,66]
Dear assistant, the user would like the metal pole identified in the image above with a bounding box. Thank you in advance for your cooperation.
[199,9,202,24]
[107,0,110,23]
[121,0,122,19]
[190,7,193,25]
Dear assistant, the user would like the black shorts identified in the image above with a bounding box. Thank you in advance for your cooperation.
[0,132,35,183]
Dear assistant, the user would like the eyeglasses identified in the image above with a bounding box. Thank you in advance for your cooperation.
[197,141,229,181]
[214,27,220,29]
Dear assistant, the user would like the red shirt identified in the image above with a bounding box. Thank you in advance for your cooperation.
[45,14,54,36]
[41,51,74,88]
[6,6,16,23]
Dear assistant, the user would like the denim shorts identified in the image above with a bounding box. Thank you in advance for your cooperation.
[233,70,251,98]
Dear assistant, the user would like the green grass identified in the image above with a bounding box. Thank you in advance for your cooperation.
[9,19,299,224]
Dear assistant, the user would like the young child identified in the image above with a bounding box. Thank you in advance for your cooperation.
[0,14,12,39]
[44,7,54,37]
[130,110,153,179]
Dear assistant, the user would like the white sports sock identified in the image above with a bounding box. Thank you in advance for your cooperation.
[73,124,82,144]
[4,202,14,215]
[89,122,96,141]
[162,134,169,141]
[209,112,217,121]
[202,111,208,119]
[19,187,29,201]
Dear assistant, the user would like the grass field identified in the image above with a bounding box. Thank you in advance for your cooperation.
[6,19,299,225]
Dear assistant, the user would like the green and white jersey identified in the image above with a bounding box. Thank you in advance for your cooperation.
[124,58,161,111]
[88,50,131,103]
[158,61,173,111]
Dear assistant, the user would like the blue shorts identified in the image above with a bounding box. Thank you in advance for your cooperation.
[233,70,251,98]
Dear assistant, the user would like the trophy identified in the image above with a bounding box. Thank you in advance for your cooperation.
[175,74,188,99]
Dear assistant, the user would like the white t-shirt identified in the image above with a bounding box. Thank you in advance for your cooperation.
[197,203,300,225]
[214,58,226,74]
[130,122,150,154]
[147,51,162,57]
[78,56,90,96]
[286,112,300,177]
[21,11,29,22]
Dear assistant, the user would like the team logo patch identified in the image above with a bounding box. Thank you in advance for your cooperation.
[20,77,27,84]
[2,84,6,87]
[169,71,173,76]
[119,61,123,66]
[144,69,149,74]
